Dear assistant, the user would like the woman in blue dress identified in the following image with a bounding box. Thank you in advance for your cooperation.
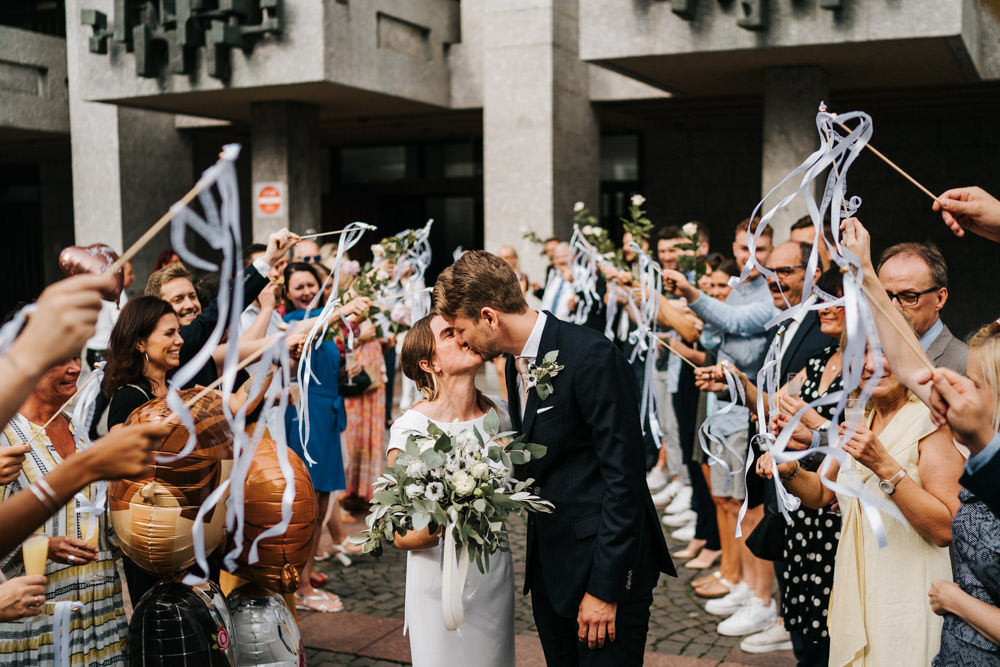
[282,262,370,613]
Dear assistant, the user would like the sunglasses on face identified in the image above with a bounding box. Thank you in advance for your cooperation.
[885,286,939,307]
[295,255,322,263]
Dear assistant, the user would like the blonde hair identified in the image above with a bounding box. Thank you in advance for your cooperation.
[400,312,497,413]
[968,322,1000,431]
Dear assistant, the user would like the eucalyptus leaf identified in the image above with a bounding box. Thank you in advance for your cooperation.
[483,409,500,435]
[472,498,487,513]
[536,383,552,401]
[543,350,559,364]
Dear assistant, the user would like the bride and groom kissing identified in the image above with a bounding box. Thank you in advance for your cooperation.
[388,250,674,666]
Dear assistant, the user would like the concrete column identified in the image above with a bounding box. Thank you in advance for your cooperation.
[250,102,321,238]
[482,0,599,280]
[761,66,829,242]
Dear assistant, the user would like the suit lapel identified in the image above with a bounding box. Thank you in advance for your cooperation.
[925,323,951,365]
[520,313,560,438]
[782,312,816,372]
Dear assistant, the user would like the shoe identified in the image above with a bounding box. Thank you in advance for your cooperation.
[663,486,693,514]
[717,597,777,637]
[692,570,722,589]
[705,581,750,616]
[646,467,668,492]
[294,589,344,613]
[695,577,734,599]
[650,483,678,508]
[685,548,721,569]
[661,478,683,499]
[740,621,793,653]
[671,523,695,541]
[309,572,328,588]
[673,539,706,559]
[661,509,696,527]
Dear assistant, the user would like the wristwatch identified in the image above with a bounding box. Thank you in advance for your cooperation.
[878,468,907,495]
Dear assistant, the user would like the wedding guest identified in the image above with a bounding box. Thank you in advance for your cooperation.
[539,243,577,322]
[0,358,131,664]
[282,262,370,610]
[759,347,963,666]
[152,248,181,272]
[876,241,967,373]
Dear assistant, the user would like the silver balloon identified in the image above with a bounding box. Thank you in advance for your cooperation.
[226,584,303,667]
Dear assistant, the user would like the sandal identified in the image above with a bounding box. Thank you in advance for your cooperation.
[685,548,722,570]
[673,540,706,559]
[691,569,722,589]
[695,577,734,599]
[294,589,344,613]
[310,572,328,588]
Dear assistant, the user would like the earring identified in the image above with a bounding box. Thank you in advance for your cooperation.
[143,352,149,363]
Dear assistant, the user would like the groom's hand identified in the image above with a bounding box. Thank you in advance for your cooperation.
[577,593,617,649]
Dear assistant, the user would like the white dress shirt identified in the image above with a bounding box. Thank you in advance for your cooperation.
[515,311,548,419]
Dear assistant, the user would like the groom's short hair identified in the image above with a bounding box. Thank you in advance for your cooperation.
[434,250,529,320]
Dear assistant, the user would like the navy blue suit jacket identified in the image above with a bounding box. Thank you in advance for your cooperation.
[506,313,674,617]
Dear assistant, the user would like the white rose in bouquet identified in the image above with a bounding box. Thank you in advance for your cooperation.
[390,301,409,325]
[425,481,445,502]
[454,429,479,452]
[371,244,387,259]
[405,483,426,499]
[376,268,391,282]
[405,459,428,478]
[451,471,476,496]
[582,225,595,236]
[470,462,491,480]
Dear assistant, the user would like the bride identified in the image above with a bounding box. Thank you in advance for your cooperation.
[388,311,515,666]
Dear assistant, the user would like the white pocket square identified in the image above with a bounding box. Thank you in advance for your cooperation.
[537,406,555,414]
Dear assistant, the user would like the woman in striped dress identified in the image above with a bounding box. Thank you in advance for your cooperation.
[0,357,128,666]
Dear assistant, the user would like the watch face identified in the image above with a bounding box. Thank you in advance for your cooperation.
[878,479,894,495]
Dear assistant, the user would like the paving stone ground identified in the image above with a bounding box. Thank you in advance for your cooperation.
[298,372,795,666]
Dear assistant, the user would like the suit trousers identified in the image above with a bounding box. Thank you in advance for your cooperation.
[530,576,652,667]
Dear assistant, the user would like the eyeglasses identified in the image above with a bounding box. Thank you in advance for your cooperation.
[885,286,939,307]
[295,255,322,263]
[765,265,805,277]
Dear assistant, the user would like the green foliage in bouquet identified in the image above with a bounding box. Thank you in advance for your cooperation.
[360,409,554,574]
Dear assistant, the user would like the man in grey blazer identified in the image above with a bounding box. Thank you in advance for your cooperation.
[877,241,967,373]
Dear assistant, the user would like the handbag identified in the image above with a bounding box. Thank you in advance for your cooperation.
[338,366,372,397]
[745,509,787,561]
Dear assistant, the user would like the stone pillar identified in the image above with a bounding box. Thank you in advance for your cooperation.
[482,0,599,280]
[250,102,321,239]
[761,66,829,242]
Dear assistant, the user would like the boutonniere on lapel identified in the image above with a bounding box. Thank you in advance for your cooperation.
[527,351,565,401]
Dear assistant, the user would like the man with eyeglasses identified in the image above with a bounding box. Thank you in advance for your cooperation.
[876,242,967,374]
[292,239,323,264]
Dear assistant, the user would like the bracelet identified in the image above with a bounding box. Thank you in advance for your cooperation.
[35,478,62,510]
[29,483,58,514]
[780,461,801,482]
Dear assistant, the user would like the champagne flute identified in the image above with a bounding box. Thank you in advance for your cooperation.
[844,397,866,425]
[785,372,803,399]
[345,348,357,386]
[22,533,49,577]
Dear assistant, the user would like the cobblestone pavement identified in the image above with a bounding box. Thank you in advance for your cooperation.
[303,509,795,666]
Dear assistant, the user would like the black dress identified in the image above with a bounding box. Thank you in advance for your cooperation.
[782,346,843,641]
[933,489,1000,666]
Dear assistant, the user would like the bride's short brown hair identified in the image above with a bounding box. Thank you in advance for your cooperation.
[434,250,528,320]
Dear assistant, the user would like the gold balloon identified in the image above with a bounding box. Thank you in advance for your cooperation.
[110,389,233,575]
[232,437,317,593]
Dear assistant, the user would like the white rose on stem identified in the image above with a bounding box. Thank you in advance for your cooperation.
[376,268,391,282]
[631,194,646,207]
[371,244,387,259]
[470,462,490,480]
[582,225,595,235]
[425,481,444,502]
[405,483,425,499]
[682,222,698,237]
[452,471,476,496]
[573,201,585,213]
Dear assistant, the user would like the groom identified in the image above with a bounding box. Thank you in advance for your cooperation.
[435,251,674,665]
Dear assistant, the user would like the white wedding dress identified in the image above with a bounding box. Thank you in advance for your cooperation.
[387,406,516,667]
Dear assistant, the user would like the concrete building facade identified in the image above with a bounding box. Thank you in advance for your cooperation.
[2,0,1000,334]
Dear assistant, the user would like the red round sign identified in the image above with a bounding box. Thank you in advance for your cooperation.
[257,185,282,215]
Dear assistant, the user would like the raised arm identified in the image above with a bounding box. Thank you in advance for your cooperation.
[663,269,775,336]
[841,218,934,405]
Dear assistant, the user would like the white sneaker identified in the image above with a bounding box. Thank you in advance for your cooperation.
[661,509,697,527]
[663,485,692,514]
[740,620,793,653]
[661,478,683,499]
[705,581,750,616]
[717,597,777,637]
[650,484,675,508]
[671,522,695,541]
[646,467,668,492]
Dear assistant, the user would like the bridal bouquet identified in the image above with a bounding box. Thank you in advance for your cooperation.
[360,408,553,574]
